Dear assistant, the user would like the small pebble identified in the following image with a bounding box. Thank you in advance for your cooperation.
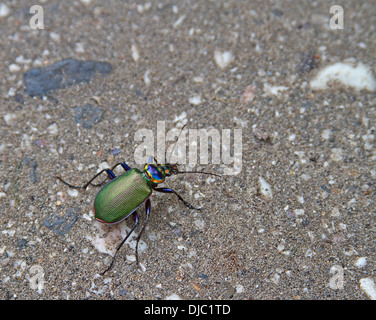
[74,104,103,129]
[131,44,140,62]
[43,209,79,236]
[263,83,288,96]
[49,32,60,42]
[173,15,185,28]
[111,148,121,155]
[241,85,256,104]
[214,50,234,69]
[0,3,10,17]
[330,148,343,162]
[354,257,367,268]
[253,127,270,141]
[9,64,21,73]
[67,189,79,197]
[189,94,202,105]
[47,123,58,136]
[259,176,273,200]
[4,113,18,125]
[359,278,376,300]
[322,129,332,140]
[164,294,181,300]
[143,70,151,86]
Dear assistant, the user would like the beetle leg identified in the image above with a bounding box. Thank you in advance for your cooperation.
[135,198,151,266]
[120,162,132,171]
[91,162,132,187]
[57,168,117,190]
[153,187,202,210]
[100,211,139,276]
[81,169,116,189]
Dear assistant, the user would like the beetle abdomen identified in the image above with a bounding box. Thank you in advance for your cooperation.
[94,168,152,224]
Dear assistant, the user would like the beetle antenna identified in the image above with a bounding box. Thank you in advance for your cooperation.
[176,169,221,177]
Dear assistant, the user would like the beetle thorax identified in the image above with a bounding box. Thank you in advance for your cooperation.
[143,163,166,184]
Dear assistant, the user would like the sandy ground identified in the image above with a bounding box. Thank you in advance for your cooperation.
[1,0,375,300]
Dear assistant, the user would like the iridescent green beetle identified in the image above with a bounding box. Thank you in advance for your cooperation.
[57,157,218,275]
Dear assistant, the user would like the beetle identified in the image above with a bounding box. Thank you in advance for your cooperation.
[57,157,219,275]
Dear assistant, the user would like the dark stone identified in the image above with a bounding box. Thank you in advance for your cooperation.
[271,8,283,16]
[74,104,103,128]
[43,208,79,235]
[16,239,28,250]
[24,58,112,97]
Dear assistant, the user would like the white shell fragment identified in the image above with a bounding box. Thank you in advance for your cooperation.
[310,60,376,91]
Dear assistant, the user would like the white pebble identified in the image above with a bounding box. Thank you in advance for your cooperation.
[330,148,343,162]
[9,64,21,73]
[173,111,187,123]
[331,207,340,217]
[126,255,136,262]
[15,55,32,64]
[131,44,140,62]
[143,70,151,86]
[322,129,332,140]
[4,113,18,125]
[7,87,16,96]
[294,209,305,216]
[214,50,234,70]
[297,196,304,204]
[259,177,273,200]
[98,162,110,171]
[0,3,10,17]
[136,3,151,13]
[173,15,185,28]
[194,219,205,230]
[263,83,288,95]
[277,243,285,252]
[47,123,58,136]
[359,278,376,300]
[310,60,376,92]
[362,134,374,151]
[235,284,244,294]
[354,257,367,268]
[192,76,204,83]
[67,189,79,197]
[82,214,92,221]
[188,94,202,105]
[165,294,181,300]
[300,173,311,181]
[49,32,60,42]
[75,42,85,53]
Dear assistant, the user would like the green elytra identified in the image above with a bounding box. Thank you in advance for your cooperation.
[57,158,219,275]
[94,168,152,224]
